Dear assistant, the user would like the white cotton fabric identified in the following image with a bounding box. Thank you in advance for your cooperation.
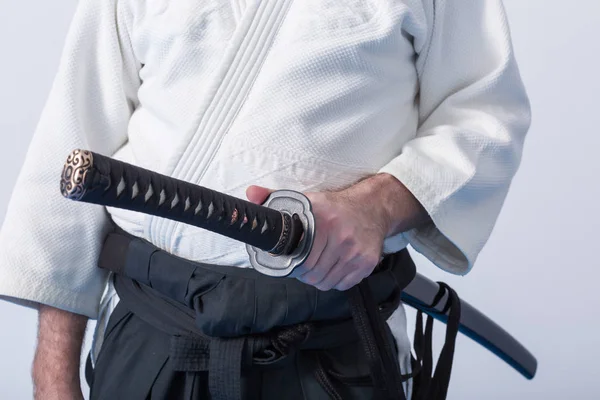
[0,0,530,391]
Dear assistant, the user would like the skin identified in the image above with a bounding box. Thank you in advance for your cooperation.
[33,305,87,400]
[32,172,429,397]
[246,172,430,291]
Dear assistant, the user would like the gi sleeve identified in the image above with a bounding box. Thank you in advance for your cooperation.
[0,0,141,318]
[379,0,531,275]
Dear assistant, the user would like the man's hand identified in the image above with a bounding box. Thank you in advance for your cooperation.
[246,173,430,291]
[33,305,88,400]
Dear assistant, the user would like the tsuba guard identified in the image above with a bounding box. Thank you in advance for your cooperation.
[246,190,315,277]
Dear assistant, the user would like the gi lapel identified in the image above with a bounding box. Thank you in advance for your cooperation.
[149,0,294,249]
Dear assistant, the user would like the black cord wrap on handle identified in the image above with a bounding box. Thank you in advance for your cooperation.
[60,150,285,252]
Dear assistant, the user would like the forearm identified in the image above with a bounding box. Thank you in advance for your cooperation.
[345,172,431,237]
[33,304,88,400]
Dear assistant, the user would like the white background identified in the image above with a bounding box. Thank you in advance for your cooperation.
[0,1,599,399]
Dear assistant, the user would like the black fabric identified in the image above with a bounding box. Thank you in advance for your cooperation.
[97,230,411,337]
[91,228,415,399]
[411,283,461,400]
[208,338,245,400]
[348,282,406,400]
[82,151,284,251]
[85,351,94,388]
[90,299,391,400]
[89,275,401,400]
[90,227,461,399]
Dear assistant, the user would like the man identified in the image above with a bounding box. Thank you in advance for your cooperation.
[0,0,530,399]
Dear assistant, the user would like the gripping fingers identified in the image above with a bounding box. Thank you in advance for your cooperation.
[313,258,348,291]
[334,269,368,291]
[297,238,341,286]
[289,227,327,278]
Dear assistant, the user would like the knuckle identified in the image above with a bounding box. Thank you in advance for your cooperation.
[335,280,352,292]
[318,216,331,230]
[298,262,315,275]
[304,269,325,285]
[304,251,323,270]
[363,253,380,268]
[300,273,315,285]
[339,230,357,247]
[316,282,333,291]
[344,249,360,262]
[344,260,361,274]
[327,212,341,227]
[340,254,355,266]
[292,266,309,278]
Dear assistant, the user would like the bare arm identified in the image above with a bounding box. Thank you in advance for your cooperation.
[0,2,140,395]
[342,172,431,237]
[33,305,88,400]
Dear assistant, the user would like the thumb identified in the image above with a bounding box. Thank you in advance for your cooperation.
[246,185,274,205]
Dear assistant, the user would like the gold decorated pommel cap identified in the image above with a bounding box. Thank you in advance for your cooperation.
[60,149,94,201]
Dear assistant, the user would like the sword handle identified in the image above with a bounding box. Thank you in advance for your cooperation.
[60,149,303,255]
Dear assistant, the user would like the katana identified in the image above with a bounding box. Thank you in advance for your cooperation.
[60,149,537,380]
[60,149,313,277]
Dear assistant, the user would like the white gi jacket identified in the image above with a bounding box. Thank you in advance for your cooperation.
[0,0,530,384]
